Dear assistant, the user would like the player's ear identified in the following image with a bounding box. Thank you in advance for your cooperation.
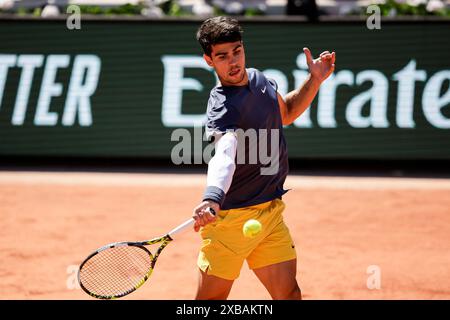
[203,53,213,67]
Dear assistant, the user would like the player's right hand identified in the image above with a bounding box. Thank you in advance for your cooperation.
[192,200,220,232]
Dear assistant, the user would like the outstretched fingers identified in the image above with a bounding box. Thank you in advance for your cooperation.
[303,47,313,65]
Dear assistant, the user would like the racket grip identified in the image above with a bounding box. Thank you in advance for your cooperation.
[168,207,216,240]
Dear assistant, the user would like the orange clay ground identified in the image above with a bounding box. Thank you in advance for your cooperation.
[0,171,449,300]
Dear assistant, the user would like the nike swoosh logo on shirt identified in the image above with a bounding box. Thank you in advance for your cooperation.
[261,86,266,94]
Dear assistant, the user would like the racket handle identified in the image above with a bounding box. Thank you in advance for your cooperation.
[168,207,216,240]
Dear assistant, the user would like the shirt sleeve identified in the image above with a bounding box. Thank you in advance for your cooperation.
[205,93,240,141]
[202,132,238,206]
[267,77,278,92]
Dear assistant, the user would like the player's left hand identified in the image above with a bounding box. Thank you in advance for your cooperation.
[303,47,335,83]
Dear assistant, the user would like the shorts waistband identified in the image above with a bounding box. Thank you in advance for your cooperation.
[231,198,278,212]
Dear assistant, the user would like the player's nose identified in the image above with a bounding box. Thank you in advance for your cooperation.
[229,55,238,66]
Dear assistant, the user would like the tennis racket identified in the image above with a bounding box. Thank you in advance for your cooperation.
[78,207,216,299]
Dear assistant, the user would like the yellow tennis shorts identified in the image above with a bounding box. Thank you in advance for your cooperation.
[197,198,297,280]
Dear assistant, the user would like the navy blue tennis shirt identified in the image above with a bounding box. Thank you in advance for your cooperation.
[203,68,289,210]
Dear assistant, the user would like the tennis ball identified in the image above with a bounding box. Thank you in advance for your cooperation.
[243,219,262,238]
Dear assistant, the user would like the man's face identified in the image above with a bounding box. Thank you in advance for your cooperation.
[204,41,247,86]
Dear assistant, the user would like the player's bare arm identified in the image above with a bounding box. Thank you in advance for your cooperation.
[278,47,336,125]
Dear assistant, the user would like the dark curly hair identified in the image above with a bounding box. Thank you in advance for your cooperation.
[196,16,243,57]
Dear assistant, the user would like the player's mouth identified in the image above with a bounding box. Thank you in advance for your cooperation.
[229,68,240,77]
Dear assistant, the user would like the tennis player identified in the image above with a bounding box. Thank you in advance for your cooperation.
[192,16,335,300]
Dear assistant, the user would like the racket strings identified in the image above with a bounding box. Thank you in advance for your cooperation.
[79,245,152,298]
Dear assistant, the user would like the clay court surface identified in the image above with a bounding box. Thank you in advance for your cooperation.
[1,171,449,300]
